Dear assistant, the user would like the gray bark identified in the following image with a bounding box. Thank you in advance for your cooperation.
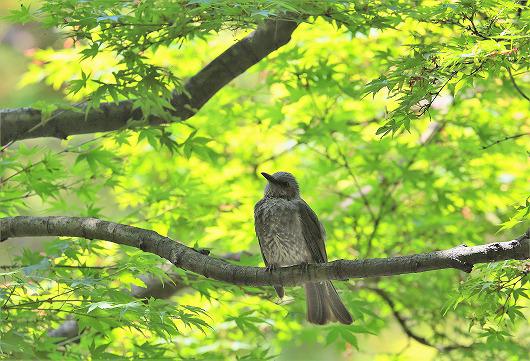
[47,320,79,340]
[1,216,528,286]
[0,19,299,146]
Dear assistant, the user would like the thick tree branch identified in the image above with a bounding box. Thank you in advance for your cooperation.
[0,18,299,146]
[1,216,529,286]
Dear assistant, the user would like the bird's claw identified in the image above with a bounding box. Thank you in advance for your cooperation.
[265,264,278,273]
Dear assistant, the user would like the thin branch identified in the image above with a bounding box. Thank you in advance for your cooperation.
[3,299,92,310]
[0,264,115,270]
[334,141,376,220]
[0,140,14,153]
[365,121,447,255]
[1,216,528,287]
[507,66,530,102]
[419,71,458,116]
[46,253,248,340]
[1,132,111,186]
[367,287,475,352]
[306,144,375,220]
[481,132,530,150]
[464,13,491,40]
[1,286,16,309]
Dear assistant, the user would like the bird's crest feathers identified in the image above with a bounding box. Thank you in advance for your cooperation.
[262,171,300,199]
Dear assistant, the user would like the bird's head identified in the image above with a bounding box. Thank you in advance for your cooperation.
[261,171,300,199]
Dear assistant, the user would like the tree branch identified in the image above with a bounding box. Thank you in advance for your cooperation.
[481,132,530,150]
[0,18,299,146]
[368,287,433,346]
[367,287,475,352]
[506,66,530,102]
[1,216,529,286]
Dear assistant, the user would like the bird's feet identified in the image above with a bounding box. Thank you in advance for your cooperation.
[300,262,310,274]
[265,264,279,273]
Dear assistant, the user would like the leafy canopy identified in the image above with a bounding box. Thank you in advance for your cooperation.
[1,0,529,360]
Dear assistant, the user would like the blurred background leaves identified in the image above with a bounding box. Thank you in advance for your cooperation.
[0,0,529,360]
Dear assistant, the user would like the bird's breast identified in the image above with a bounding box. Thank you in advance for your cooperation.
[254,198,312,266]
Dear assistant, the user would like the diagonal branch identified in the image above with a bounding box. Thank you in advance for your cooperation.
[506,66,530,102]
[367,287,475,352]
[1,216,529,286]
[0,18,299,146]
[481,132,530,150]
[369,287,434,346]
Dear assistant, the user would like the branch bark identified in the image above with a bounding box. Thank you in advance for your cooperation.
[1,216,529,286]
[0,18,299,146]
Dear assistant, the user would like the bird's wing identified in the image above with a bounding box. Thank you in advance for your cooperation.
[295,199,327,263]
[254,199,269,266]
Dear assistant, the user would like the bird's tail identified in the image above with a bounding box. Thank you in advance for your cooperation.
[305,281,352,325]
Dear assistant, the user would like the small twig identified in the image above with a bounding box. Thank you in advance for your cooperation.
[0,140,14,153]
[3,299,92,310]
[1,286,17,309]
[365,121,447,255]
[481,132,530,150]
[418,72,456,116]
[333,140,376,220]
[0,264,116,270]
[0,133,112,186]
[0,192,33,203]
[507,67,530,102]
[465,13,491,40]
[1,179,86,204]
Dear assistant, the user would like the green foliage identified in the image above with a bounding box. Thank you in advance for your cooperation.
[1,0,529,360]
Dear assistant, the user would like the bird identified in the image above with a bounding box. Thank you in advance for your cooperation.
[254,171,352,325]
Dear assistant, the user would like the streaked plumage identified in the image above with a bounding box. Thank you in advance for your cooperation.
[254,171,352,325]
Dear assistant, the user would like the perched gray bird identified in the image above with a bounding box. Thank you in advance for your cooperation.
[254,171,352,325]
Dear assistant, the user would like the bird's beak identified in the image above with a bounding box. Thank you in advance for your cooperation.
[261,172,280,184]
